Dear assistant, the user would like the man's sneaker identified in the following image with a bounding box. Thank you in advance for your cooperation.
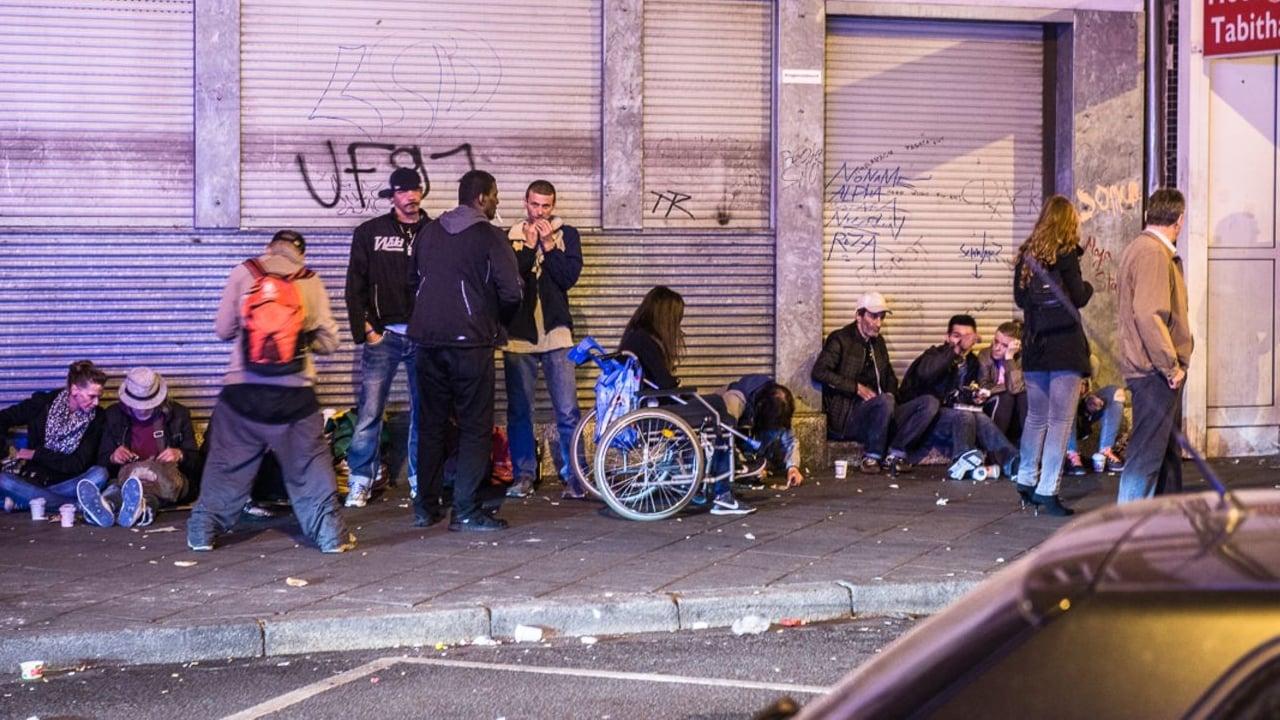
[117,476,147,528]
[883,456,913,477]
[187,534,214,552]
[710,493,757,516]
[242,501,277,520]
[1064,453,1087,476]
[506,478,534,498]
[1102,449,1125,472]
[76,479,114,527]
[449,513,510,532]
[344,479,372,508]
[859,457,882,475]
[947,449,985,481]
[320,532,358,553]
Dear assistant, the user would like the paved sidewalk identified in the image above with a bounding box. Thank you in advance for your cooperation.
[1,456,1273,667]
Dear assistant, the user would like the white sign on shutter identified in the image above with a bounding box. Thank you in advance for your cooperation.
[643,0,772,229]
[824,19,1045,371]
[240,0,602,229]
[0,1,194,228]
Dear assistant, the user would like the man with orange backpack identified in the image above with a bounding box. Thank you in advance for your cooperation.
[187,230,354,553]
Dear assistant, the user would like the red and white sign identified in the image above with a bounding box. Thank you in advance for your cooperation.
[1205,0,1280,58]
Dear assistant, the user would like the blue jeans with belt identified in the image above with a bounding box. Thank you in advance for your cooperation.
[347,329,420,493]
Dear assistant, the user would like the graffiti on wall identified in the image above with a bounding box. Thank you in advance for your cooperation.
[295,141,476,215]
[1076,179,1141,224]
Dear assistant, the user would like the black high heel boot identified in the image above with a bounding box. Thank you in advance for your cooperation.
[1032,493,1075,517]
[1015,483,1036,509]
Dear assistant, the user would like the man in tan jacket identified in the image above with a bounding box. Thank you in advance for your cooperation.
[1115,189,1193,503]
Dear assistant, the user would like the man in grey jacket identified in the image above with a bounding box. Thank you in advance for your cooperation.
[408,170,522,532]
[1115,188,1193,503]
[187,230,354,552]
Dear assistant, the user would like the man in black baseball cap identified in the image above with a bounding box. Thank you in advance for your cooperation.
[342,167,431,508]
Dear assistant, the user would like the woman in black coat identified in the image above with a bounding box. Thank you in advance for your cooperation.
[1012,195,1094,516]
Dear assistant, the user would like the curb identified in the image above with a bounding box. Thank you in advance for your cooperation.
[0,579,980,669]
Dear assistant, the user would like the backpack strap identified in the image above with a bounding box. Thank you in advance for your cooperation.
[243,258,267,279]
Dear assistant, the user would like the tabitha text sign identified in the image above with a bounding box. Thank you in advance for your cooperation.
[1205,0,1280,58]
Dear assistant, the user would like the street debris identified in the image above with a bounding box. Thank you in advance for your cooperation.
[744,533,756,540]
[142,526,177,534]
[285,577,308,587]
[512,624,545,643]
[935,498,950,506]
[888,484,899,489]
[779,618,807,628]
[173,560,198,568]
[731,615,770,635]
[580,636,599,645]
[470,636,500,647]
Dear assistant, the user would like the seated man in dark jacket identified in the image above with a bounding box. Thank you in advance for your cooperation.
[899,314,1019,476]
[79,367,201,528]
[811,292,939,476]
[0,360,109,512]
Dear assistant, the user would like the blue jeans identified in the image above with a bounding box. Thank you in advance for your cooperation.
[0,465,108,511]
[1066,384,1124,454]
[1017,371,1082,496]
[1117,373,1182,503]
[504,348,581,482]
[347,330,420,492]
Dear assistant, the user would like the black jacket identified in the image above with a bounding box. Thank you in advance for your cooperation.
[1014,248,1093,376]
[407,206,523,348]
[507,224,583,343]
[0,389,105,484]
[899,344,980,403]
[96,401,202,482]
[619,328,678,390]
[811,324,897,435]
[345,210,429,341]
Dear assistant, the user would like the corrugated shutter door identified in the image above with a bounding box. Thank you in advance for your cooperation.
[823,19,1044,372]
[240,0,601,230]
[642,0,772,229]
[0,1,194,227]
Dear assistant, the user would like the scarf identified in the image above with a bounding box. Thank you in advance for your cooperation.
[43,389,94,454]
[508,216,565,279]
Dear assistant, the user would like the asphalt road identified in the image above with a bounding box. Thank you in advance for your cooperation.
[3,615,916,720]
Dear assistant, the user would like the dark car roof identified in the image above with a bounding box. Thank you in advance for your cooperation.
[799,489,1280,720]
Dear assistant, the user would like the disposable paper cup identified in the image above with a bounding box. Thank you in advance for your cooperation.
[29,497,46,521]
[1091,453,1106,473]
[19,660,44,681]
[834,460,848,479]
[59,503,76,528]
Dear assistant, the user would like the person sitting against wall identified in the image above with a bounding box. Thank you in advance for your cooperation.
[0,360,109,512]
[975,320,1027,443]
[617,285,757,516]
[1064,379,1127,476]
[78,367,202,528]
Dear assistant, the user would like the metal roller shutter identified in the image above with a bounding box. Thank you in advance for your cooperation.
[823,19,1045,373]
[0,0,194,227]
[642,0,773,229]
[240,0,602,230]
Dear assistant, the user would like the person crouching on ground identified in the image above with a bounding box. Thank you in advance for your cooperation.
[721,375,804,489]
[78,367,200,528]
[0,360,109,512]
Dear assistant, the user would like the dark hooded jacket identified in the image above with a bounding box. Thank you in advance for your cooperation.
[407,206,523,348]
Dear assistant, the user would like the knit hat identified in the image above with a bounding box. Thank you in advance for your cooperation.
[119,367,168,411]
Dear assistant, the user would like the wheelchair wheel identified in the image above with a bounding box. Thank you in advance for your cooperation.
[568,408,601,497]
[593,408,703,521]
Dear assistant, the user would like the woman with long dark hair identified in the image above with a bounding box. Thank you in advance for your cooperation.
[1012,195,1094,516]
[618,286,756,515]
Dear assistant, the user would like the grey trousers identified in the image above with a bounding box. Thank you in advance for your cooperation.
[188,400,347,549]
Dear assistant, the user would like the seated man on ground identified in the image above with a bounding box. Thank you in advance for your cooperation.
[975,320,1027,442]
[722,374,804,489]
[1065,380,1127,475]
[79,367,201,527]
[899,314,1019,477]
[0,360,109,512]
[812,292,938,476]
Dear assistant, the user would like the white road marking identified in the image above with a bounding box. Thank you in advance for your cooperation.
[223,654,829,719]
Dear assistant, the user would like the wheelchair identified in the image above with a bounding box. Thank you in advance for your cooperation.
[567,337,766,521]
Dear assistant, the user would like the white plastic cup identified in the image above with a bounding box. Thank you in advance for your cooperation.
[19,660,45,681]
[58,503,76,528]
[834,460,848,479]
[1091,453,1106,473]
[29,497,46,521]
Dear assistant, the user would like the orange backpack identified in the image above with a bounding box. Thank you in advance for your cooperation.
[240,258,313,376]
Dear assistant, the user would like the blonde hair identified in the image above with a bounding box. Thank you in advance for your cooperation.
[1017,195,1081,288]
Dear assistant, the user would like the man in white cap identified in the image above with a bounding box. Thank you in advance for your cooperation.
[78,367,200,527]
[811,291,939,476]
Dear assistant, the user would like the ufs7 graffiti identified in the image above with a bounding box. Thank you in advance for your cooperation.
[297,140,476,211]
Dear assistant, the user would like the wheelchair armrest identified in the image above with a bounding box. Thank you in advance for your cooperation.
[636,386,699,401]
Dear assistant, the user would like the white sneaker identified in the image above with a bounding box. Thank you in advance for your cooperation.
[344,479,372,508]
